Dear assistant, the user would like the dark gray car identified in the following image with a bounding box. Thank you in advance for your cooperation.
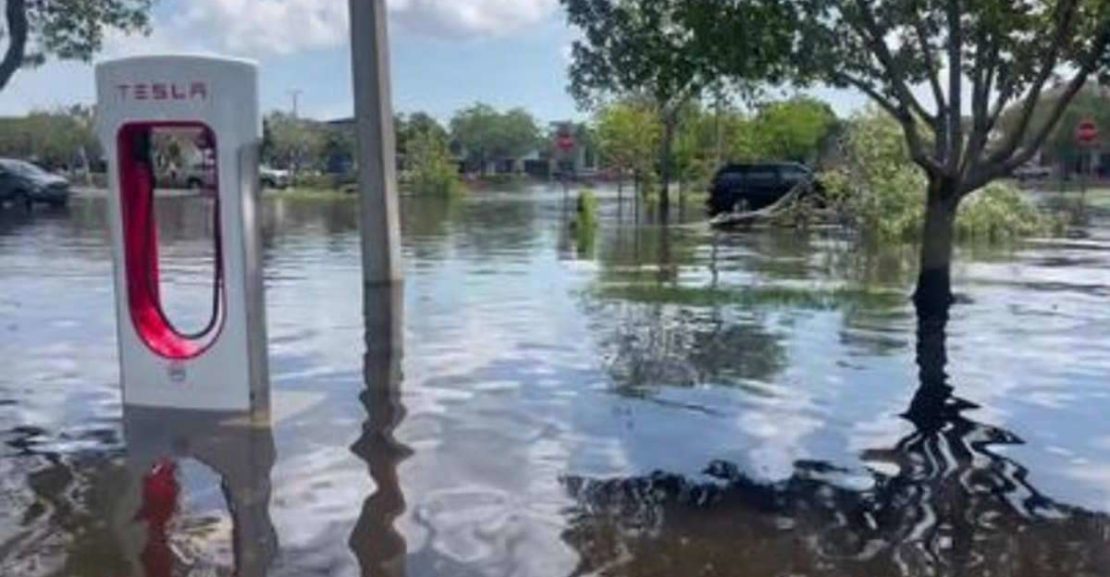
[707,162,816,215]
[0,158,71,209]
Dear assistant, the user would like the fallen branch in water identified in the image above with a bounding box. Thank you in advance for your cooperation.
[710,180,818,229]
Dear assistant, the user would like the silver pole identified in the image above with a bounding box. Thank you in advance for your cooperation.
[348,0,403,286]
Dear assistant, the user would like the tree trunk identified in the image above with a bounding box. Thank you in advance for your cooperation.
[914,179,960,320]
[660,113,676,216]
[0,0,28,92]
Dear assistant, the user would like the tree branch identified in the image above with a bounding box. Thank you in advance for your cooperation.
[960,26,1000,178]
[912,6,946,114]
[967,23,1110,191]
[944,0,963,174]
[851,1,936,124]
[835,71,942,177]
[0,0,28,92]
[983,0,1081,167]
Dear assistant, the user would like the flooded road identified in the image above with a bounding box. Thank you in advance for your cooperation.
[1,186,1108,576]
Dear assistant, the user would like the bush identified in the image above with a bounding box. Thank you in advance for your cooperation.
[577,189,600,229]
[408,129,462,197]
[824,107,1051,243]
[575,189,599,256]
[957,182,1055,241]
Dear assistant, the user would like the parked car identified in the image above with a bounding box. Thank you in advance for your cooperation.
[707,162,816,215]
[159,164,216,190]
[1013,164,1052,182]
[260,165,291,189]
[0,158,71,209]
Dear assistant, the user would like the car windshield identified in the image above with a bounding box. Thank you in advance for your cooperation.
[0,160,49,178]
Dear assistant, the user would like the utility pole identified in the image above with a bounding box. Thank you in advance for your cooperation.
[348,0,402,286]
[287,89,302,118]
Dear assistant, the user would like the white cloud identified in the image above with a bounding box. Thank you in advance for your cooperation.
[105,0,561,58]
[390,0,558,38]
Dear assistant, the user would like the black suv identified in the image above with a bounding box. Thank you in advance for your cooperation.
[707,162,815,215]
[0,158,71,209]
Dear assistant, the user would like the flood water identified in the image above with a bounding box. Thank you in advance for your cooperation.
[1,185,1108,576]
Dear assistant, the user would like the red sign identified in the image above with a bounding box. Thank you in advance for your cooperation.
[556,134,575,153]
[1076,119,1098,145]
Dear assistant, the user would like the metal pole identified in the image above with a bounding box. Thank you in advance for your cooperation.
[288,89,302,118]
[349,0,403,286]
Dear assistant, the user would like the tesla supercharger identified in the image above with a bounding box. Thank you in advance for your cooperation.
[96,56,268,411]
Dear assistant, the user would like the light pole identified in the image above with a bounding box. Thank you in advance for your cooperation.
[348,0,403,286]
[287,88,302,118]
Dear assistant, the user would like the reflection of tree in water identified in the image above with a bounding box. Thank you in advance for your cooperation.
[594,304,787,393]
[588,222,788,393]
[562,310,1110,576]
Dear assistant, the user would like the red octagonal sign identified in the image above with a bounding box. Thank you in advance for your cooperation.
[1076,119,1099,145]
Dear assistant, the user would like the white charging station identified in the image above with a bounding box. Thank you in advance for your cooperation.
[96,56,268,411]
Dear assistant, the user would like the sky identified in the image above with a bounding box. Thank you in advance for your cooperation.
[0,0,867,123]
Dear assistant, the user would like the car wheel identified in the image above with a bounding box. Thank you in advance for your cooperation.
[14,191,32,212]
[47,197,69,209]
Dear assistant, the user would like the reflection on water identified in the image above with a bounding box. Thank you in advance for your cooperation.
[1,188,1109,576]
[562,309,1110,576]
[115,407,277,577]
[350,284,409,577]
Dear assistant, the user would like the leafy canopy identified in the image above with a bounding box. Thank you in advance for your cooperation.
[694,0,1110,195]
[449,103,541,167]
[1,0,154,91]
[595,101,661,176]
[562,0,793,111]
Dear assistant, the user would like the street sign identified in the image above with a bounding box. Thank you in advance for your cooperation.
[1076,119,1099,146]
[556,134,575,153]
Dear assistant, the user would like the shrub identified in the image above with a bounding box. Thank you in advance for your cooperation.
[408,129,462,197]
[577,188,600,229]
[824,107,1051,243]
[575,188,599,256]
[957,182,1055,241]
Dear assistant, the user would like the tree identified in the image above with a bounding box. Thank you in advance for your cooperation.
[262,112,326,172]
[595,101,662,194]
[1,0,153,91]
[694,0,1110,317]
[396,112,447,157]
[449,103,540,175]
[562,0,792,212]
[0,106,100,169]
[407,127,461,197]
[751,96,838,163]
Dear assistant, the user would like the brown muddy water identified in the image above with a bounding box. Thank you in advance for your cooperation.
[0,185,1108,576]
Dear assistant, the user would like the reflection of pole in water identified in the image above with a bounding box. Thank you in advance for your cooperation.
[114,407,277,577]
[350,284,410,577]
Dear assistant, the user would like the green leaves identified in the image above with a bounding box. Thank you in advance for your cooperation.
[750,97,838,163]
[0,106,99,168]
[262,112,328,171]
[2,0,153,90]
[407,126,462,197]
[595,101,661,178]
[449,104,541,171]
[824,106,1051,242]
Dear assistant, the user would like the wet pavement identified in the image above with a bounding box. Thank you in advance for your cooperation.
[0,185,1108,576]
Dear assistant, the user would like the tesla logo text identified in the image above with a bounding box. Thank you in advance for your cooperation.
[117,82,208,102]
